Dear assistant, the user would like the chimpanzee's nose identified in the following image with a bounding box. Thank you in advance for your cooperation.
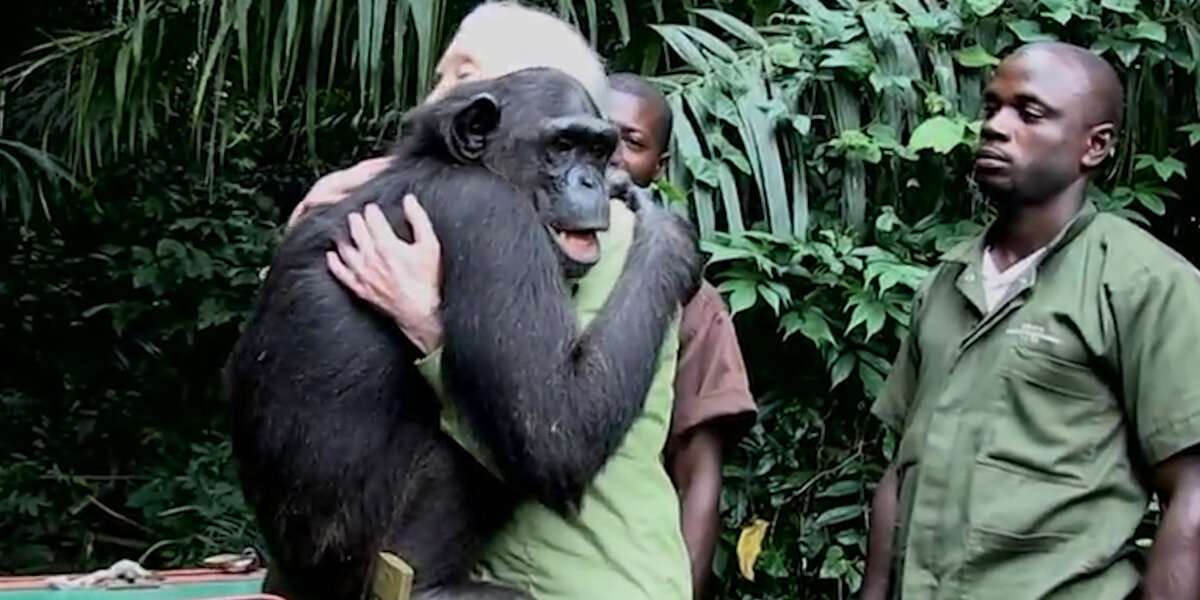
[571,168,598,189]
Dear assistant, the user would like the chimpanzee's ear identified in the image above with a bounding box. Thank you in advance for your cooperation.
[449,93,500,162]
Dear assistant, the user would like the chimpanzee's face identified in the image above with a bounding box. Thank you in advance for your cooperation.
[431,68,619,278]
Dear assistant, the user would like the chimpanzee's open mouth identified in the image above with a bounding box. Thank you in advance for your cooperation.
[549,226,602,266]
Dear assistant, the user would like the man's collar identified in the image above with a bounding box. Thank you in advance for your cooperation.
[939,199,1098,264]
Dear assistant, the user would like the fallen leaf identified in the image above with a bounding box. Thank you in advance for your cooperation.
[736,518,770,581]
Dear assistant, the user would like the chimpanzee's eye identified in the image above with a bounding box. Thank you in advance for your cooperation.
[553,137,574,153]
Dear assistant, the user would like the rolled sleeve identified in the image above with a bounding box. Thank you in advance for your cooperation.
[669,282,758,444]
[870,280,929,432]
[871,331,919,432]
[1109,264,1200,466]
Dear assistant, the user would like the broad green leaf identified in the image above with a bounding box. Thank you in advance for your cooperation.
[1112,39,1142,66]
[728,284,758,316]
[767,43,802,69]
[1132,21,1167,44]
[1007,20,1055,43]
[966,0,1004,17]
[1040,0,1076,25]
[816,480,862,498]
[847,296,888,341]
[1100,0,1138,13]
[818,545,846,579]
[789,115,813,137]
[829,351,857,389]
[683,154,720,187]
[812,504,864,528]
[1134,190,1166,215]
[908,116,966,154]
[1134,154,1187,182]
[780,306,837,347]
[1178,124,1200,146]
[652,25,712,73]
[819,43,877,78]
[692,8,767,48]
[955,45,1001,68]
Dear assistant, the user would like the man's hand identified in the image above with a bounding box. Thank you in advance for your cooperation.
[1141,449,1200,600]
[325,195,445,355]
[861,461,899,600]
[288,156,394,227]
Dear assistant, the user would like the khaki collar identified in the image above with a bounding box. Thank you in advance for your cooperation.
[939,200,1099,266]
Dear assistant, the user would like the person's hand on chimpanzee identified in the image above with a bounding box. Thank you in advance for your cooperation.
[287,156,394,226]
[290,157,445,355]
[326,196,445,355]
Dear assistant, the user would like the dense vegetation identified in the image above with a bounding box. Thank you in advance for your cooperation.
[2,1,1198,599]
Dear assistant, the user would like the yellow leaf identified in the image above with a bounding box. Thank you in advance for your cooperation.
[736,518,770,581]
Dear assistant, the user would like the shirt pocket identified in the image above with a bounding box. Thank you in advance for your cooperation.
[979,340,1116,488]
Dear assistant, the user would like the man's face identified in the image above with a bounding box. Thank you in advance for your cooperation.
[974,50,1095,206]
[607,90,667,187]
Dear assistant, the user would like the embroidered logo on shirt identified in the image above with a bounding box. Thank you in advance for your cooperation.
[1005,322,1062,347]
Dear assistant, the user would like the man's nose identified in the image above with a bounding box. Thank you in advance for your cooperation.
[607,146,625,171]
[981,108,1015,142]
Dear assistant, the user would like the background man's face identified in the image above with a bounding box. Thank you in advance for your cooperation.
[974,50,1095,206]
[607,90,666,187]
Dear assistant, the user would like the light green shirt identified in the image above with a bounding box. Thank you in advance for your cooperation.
[873,201,1200,600]
[418,200,691,600]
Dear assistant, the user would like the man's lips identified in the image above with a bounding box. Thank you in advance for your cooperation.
[975,147,1011,170]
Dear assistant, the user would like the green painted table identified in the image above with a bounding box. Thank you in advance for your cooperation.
[0,572,268,600]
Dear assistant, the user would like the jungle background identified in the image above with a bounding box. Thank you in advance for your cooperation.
[3,1,1200,599]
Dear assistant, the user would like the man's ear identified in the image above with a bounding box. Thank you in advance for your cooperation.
[655,149,671,179]
[449,93,500,162]
[1082,122,1116,169]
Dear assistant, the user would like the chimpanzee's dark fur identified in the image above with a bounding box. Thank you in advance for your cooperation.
[224,67,702,600]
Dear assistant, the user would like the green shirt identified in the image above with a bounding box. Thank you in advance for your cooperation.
[872,201,1200,600]
[418,200,691,600]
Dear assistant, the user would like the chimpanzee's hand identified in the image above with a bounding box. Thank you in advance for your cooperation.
[605,168,657,213]
[326,194,445,355]
[288,156,395,228]
[609,170,703,307]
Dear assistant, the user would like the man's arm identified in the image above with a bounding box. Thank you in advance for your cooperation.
[665,281,757,599]
[668,425,725,599]
[861,461,899,600]
[860,274,929,600]
[1142,449,1200,600]
[1105,264,1200,600]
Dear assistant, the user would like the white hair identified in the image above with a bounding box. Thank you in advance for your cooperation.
[449,1,610,113]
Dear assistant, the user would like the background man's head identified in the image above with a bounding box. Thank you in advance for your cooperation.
[607,73,673,187]
[974,41,1123,208]
[428,1,609,112]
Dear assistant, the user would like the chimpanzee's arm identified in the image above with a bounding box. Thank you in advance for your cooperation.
[433,189,700,516]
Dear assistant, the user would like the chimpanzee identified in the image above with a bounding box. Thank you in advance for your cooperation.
[224,66,702,600]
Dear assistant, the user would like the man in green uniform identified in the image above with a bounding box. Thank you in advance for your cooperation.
[861,42,1200,600]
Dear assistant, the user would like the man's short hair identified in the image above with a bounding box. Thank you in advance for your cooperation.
[608,73,673,153]
[452,1,610,113]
